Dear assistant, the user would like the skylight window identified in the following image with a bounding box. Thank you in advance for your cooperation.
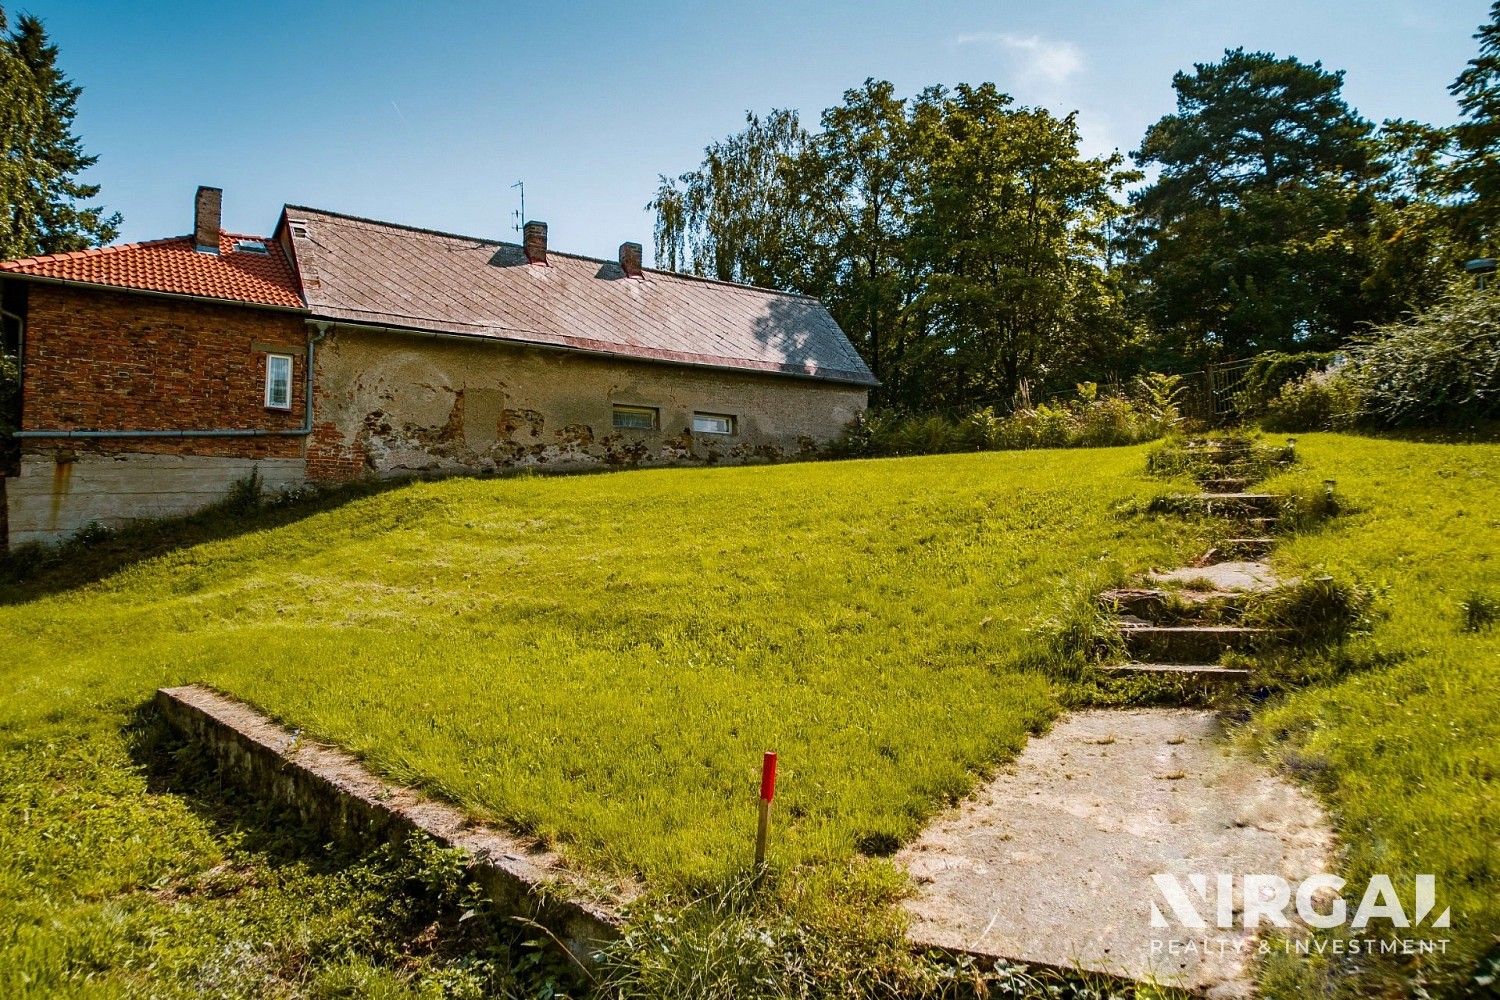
[234,239,269,255]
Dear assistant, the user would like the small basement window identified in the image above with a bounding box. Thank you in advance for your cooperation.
[612,404,658,430]
[265,353,293,410]
[692,412,736,435]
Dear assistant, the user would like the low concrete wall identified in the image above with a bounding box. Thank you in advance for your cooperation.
[156,684,623,962]
[6,452,306,546]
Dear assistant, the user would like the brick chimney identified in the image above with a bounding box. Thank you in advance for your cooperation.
[193,186,222,253]
[618,241,643,278]
[523,220,548,264]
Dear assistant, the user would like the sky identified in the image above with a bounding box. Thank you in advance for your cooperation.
[18,0,1495,265]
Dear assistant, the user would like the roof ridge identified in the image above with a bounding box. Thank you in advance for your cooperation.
[281,204,824,302]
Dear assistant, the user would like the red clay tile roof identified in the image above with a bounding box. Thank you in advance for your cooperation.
[0,232,304,309]
[284,207,876,386]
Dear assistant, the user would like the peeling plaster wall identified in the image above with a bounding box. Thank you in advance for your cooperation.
[307,327,868,480]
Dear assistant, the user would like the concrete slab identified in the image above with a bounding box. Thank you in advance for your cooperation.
[898,710,1333,997]
[1149,561,1284,593]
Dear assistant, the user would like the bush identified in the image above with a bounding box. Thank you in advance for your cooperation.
[1232,351,1338,417]
[1261,368,1365,432]
[835,376,1182,458]
[1349,281,1500,427]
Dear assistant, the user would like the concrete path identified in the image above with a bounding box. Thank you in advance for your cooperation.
[898,710,1332,997]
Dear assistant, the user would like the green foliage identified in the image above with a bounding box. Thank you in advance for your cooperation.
[836,380,1181,458]
[651,79,1138,411]
[221,468,266,516]
[1460,591,1499,632]
[1348,282,1500,427]
[1243,573,1378,646]
[1231,351,1337,417]
[1449,2,1500,245]
[1128,49,1399,359]
[601,865,1144,1000]
[0,6,120,259]
[1260,368,1365,432]
[1144,431,1293,482]
[0,734,573,998]
[0,438,1496,996]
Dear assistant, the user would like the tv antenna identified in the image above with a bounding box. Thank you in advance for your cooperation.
[511,180,525,234]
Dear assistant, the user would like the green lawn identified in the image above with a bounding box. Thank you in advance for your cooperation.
[2,436,1494,997]
[1248,434,1500,997]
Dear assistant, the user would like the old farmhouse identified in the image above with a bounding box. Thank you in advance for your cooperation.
[0,188,873,546]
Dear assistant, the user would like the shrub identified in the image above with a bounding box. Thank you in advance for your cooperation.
[835,376,1182,459]
[1349,281,1500,427]
[1461,592,1499,633]
[221,468,265,515]
[1261,368,1365,432]
[1231,351,1337,417]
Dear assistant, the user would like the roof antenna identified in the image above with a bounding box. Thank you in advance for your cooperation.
[511,180,525,235]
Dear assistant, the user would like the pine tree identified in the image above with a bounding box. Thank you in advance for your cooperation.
[1451,1,1500,246]
[0,7,119,259]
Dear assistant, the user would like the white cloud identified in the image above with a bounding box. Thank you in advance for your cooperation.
[953,32,1084,84]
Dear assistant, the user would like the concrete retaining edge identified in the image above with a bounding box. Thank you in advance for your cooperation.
[156,684,623,961]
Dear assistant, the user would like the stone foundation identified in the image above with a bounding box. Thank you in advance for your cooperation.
[6,450,306,546]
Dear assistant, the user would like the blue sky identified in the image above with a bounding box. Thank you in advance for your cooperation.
[22,0,1493,264]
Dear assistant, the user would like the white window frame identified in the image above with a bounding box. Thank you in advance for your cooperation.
[612,404,658,430]
[692,412,736,435]
[264,353,293,411]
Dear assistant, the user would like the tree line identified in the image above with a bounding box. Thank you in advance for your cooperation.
[650,5,1500,413]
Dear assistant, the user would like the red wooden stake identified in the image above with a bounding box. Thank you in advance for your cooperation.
[755,751,777,868]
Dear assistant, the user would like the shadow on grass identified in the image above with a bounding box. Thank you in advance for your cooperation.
[119,697,587,991]
[0,477,412,606]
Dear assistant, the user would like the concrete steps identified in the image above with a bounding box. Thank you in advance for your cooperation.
[1217,537,1276,559]
[1119,624,1278,661]
[1100,662,1252,681]
[1097,587,1248,620]
[1201,476,1251,492]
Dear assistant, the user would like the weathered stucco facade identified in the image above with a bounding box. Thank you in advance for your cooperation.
[307,326,867,478]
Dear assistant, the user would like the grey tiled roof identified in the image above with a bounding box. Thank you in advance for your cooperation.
[281,207,876,386]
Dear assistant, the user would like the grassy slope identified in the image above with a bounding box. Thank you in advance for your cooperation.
[4,436,1494,996]
[1249,434,1500,996]
[0,448,1202,894]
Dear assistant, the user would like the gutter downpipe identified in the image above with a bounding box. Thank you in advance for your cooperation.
[14,321,328,440]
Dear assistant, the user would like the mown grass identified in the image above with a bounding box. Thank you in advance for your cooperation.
[2,449,1209,888]
[1243,434,1500,998]
[3,436,1495,997]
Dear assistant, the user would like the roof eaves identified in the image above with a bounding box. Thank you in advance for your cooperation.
[0,270,311,314]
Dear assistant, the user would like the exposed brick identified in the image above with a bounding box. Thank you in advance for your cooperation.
[21,284,308,461]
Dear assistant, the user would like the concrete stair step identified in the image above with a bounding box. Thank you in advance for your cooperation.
[1201,477,1252,492]
[1218,537,1276,558]
[1101,662,1251,681]
[1164,493,1286,518]
[1120,624,1278,660]
[1097,587,1248,620]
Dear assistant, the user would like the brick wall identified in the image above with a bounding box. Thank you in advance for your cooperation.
[21,283,309,459]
